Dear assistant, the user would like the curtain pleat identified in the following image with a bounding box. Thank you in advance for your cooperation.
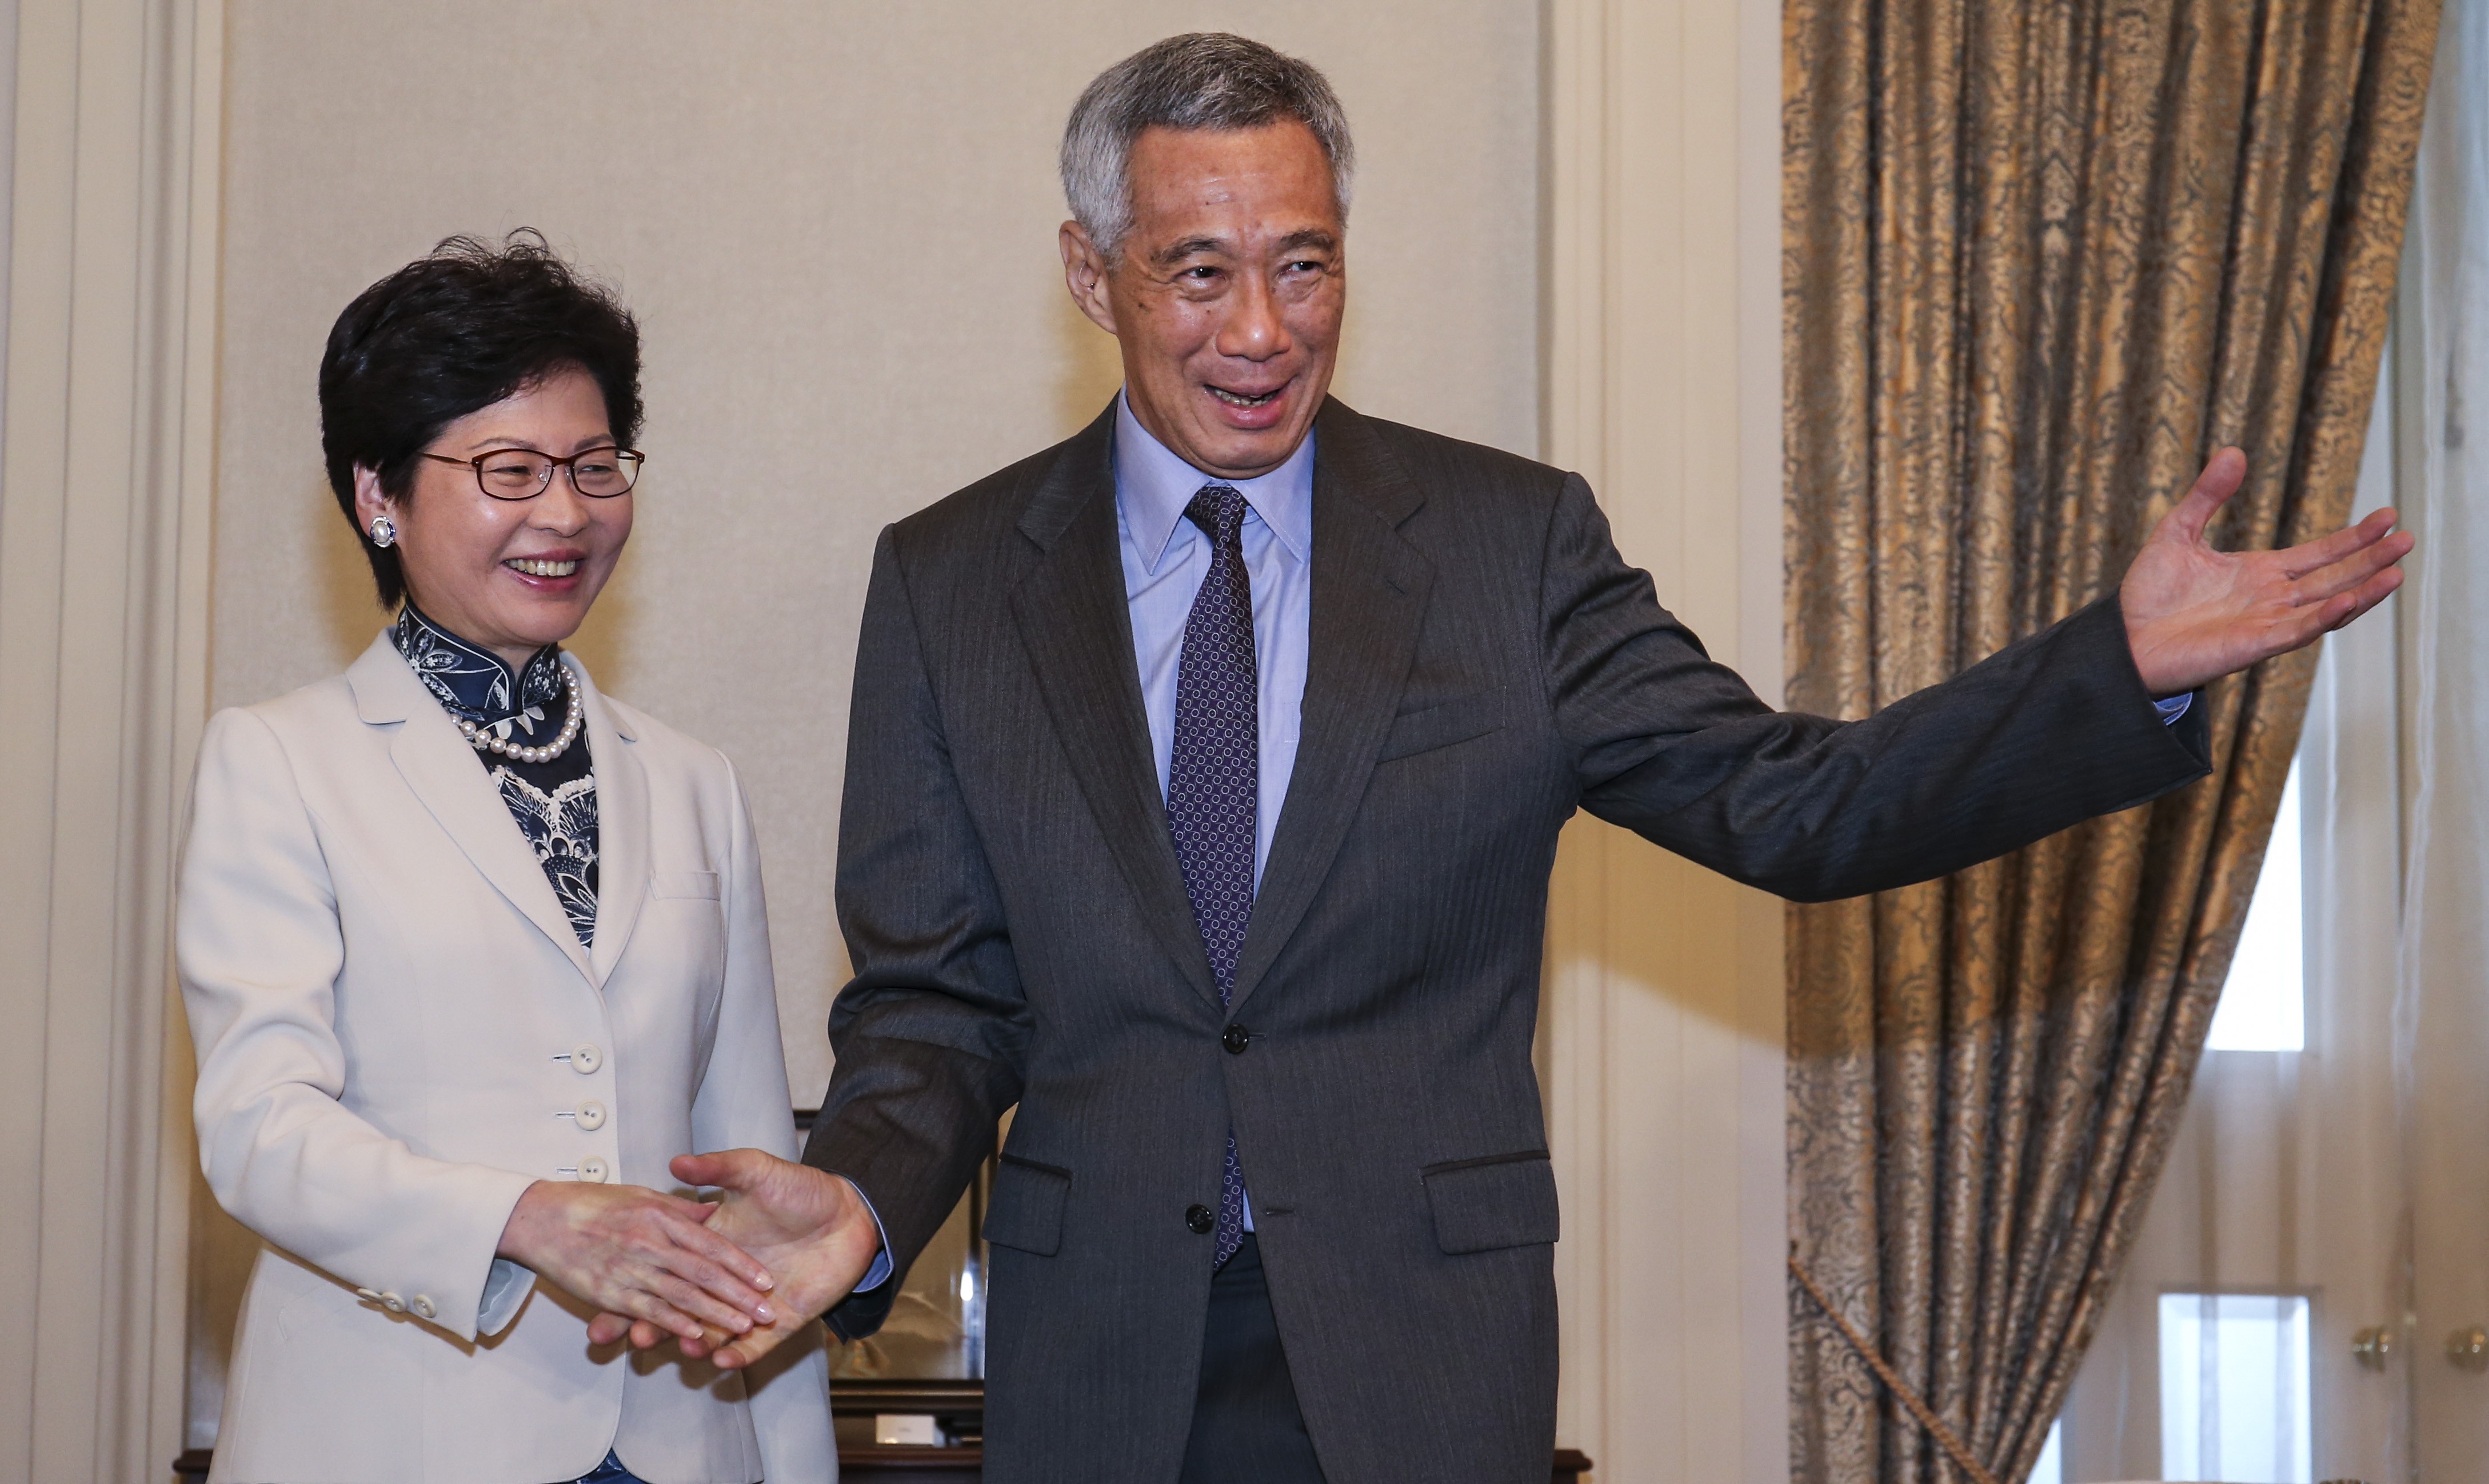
[1781,4,2442,1481]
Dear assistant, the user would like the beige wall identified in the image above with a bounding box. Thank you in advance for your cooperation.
[211,0,1541,1105]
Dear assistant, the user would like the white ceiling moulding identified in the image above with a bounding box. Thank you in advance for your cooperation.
[0,2,224,1481]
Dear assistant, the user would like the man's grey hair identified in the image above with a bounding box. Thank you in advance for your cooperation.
[1061,33,1355,262]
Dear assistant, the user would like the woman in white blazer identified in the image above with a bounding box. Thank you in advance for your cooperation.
[179,234,835,1484]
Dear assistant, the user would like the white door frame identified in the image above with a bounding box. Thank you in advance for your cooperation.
[0,3,223,1479]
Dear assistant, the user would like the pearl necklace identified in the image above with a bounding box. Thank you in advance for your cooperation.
[454,665,584,765]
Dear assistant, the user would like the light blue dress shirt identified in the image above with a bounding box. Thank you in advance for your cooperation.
[1113,392,1316,891]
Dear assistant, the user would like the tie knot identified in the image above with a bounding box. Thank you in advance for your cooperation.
[1186,485,1249,547]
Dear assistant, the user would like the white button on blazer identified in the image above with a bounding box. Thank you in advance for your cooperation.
[179,633,834,1484]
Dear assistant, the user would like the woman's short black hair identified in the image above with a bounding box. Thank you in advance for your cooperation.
[320,229,642,608]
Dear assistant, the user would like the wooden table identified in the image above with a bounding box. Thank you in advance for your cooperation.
[837,1445,1596,1481]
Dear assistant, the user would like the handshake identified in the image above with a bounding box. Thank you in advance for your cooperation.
[495,1150,884,1367]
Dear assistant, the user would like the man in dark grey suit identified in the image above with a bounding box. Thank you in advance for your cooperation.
[604,32,2409,1484]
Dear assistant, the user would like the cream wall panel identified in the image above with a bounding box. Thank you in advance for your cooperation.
[0,2,222,1479]
[1541,1,1787,1479]
[212,0,1540,1108]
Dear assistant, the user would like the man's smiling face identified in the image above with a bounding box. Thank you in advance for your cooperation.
[1063,119,1344,480]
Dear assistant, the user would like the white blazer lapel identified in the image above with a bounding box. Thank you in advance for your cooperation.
[347,634,594,983]
[579,662,648,987]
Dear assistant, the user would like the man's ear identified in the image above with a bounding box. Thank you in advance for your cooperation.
[1060,221,1118,335]
[351,465,395,539]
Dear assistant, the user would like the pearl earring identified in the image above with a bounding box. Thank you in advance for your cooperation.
[368,515,396,549]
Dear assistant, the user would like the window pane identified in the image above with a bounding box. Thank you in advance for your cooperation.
[2159,1291,2313,1483]
[2029,1418,2064,1484]
[2207,759,2304,1051]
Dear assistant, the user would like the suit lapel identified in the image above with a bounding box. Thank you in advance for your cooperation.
[1010,407,1224,1008]
[582,666,647,987]
[350,635,596,983]
[1227,402,1433,1015]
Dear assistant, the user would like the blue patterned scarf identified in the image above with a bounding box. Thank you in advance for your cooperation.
[391,603,598,946]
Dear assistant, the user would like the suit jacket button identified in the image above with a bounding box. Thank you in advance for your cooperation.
[574,1099,608,1130]
[571,1043,602,1074]
[1222,1025,1250,1055]
[1185,1204,1215,1234]
[579,1157,611,1183]
[410,1294,437,1320]
[354,1287,381,1303]
[379,1291,406,1313]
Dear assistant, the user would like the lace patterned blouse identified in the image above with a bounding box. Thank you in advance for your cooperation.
[391,603,597,946]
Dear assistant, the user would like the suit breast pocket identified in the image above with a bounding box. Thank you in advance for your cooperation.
[649,870,721,901]
[642,871,726,1007]
[1377,688,1509,764]
[1421,1149,1559,1254]
[983,1154,1071,1257]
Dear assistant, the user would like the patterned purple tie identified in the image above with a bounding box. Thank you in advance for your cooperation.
[1166,485,1256,1269]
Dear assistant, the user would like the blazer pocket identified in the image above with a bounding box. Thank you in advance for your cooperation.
[1420,1149,1559,1255]
[649,870,722,900]
[982,1154,1071,1257]
[1377,689,1508,763]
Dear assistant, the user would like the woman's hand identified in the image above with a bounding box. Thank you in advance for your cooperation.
[496,1179,777,1343]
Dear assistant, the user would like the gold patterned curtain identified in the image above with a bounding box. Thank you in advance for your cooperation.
[1781,3,2441,1482]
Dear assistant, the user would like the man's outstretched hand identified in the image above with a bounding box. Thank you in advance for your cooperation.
[585,1149,884,1369]
[2121,446,2412,697]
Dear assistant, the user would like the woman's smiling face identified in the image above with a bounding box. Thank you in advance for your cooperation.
[355,367,633,667]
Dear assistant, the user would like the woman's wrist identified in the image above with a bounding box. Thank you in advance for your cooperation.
[495,1178,554,1265]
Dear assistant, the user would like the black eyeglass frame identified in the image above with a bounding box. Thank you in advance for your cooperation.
[420,446,646,500]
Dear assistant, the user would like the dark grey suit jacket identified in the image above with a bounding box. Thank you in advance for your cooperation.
[804,398,2207,1484]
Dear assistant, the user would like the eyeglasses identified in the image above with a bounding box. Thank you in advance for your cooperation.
[421,445,645,500]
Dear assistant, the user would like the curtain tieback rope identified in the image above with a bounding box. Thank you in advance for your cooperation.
[1788,1247,2003,1484]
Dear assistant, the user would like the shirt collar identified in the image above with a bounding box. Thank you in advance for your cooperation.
[390,601,568,740]
[1113,390,1315,574]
